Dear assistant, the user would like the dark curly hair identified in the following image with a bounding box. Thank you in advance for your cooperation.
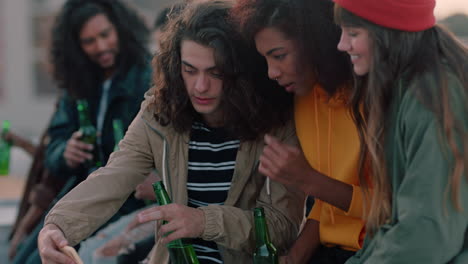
[51,0,150,98]
[231,0,352,94]
[152,0,292,141]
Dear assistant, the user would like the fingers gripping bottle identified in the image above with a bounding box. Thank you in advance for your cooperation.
[152,181,200,264]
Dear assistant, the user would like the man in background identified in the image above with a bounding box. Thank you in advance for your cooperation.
[11,0,152,263]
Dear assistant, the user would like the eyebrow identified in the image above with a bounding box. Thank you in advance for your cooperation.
[266,47,284,56]
[181,60,217,71]
[80,26,113,42]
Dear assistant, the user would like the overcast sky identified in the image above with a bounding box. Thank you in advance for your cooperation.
[435,0,468,19]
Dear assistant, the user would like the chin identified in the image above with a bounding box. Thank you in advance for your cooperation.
[353,66,370,76]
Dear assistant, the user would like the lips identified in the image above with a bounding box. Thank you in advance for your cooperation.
[95,51,115,66]
[279,82,295,92]
[99,53,112,61]
[194,96,214,105]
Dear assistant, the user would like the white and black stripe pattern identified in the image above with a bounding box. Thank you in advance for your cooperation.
[187,161,236,171]
[187,122,239,264]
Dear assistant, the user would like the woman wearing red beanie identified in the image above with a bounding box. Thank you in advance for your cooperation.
[335,0,468,263]
[231,0,370,263]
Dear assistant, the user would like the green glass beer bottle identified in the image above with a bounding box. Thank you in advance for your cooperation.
[0,120,12,175]
[112,119,124,152]
[253,207,278,264]
[152,181,200,264]
[76,99,101,168]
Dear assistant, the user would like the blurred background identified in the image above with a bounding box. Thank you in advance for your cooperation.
[0,0,177,262]
[0,0,467,261]
[0,0,178,178]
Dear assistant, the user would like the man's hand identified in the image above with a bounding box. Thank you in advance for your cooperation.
[134,171,160,201]
[64,131,93,168]
[138,204,205,244]
[38,224,76,264]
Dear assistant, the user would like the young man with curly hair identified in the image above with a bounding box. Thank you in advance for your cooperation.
[38,1,305,263]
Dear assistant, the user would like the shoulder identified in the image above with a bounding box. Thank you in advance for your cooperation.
[266,118,297,145]
[138,90,178,137]
[120,63,153,91]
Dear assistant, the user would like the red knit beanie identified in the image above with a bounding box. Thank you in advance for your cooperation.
[334,0,436,32]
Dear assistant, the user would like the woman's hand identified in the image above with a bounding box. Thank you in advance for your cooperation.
[259,134,315,194]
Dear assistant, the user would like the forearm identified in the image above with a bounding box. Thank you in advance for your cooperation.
[306,169,353,212]
[200,188,304,254]
[13,137,37,156]
[45,139,74,176]
[286,219,321,264]
[17,205,44,235]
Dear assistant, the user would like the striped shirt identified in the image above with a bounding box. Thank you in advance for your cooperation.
[187,121,240,264]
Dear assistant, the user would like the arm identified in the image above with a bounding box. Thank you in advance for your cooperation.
[2,131,37,156]
[137,122,305,254]
[259,135,357,214]
[199,179,304,254]
[8,205,44,260]
[44,109,156,246]
[362,91,468,263]
[283,219,321,264]
[138,179,304,254]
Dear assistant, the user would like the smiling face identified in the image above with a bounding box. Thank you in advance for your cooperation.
[79,13,119,75]
[254,27,315,96]
[181,40,224,127]
[337,26,372,76]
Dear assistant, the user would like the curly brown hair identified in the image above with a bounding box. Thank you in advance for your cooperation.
[151,0,293,141]
[51,0,150,98]
[230,0,352,94]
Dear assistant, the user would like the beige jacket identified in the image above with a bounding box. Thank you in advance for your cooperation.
[45,95,305,264]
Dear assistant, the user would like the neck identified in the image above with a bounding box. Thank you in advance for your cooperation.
[103,67,116,80]
[202,115,224,128]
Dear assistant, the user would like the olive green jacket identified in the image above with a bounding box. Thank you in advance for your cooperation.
[346,72,468,263]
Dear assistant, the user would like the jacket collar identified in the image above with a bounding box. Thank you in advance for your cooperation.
[140,94,262,206]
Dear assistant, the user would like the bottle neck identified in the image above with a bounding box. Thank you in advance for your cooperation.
[2,120,10,134]
[153,182,172,205]
[112,120,124,142]
[76,100,93,128]
[254,214,271,247]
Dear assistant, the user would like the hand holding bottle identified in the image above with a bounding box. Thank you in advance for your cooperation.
[63,131,94,168]
[138,203,205,244]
